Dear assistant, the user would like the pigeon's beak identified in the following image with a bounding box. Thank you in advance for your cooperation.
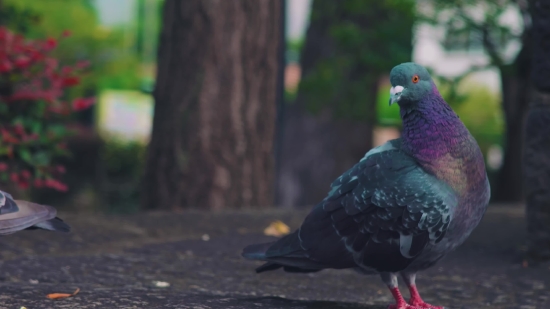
[389,85,404,106]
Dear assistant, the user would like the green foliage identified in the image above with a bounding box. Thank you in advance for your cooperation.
[298,0,416,122]
[99,140,146,213]
[418,0,523,67]
[1,0,142,96]
[286,38,304,63]
[451,82,504,153]
[0,27,94,191]
[376,86,401,126]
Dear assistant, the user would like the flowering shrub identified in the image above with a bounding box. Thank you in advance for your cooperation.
[0,27,94,192]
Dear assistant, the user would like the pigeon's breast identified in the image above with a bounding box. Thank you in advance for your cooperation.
[424,135,490,245]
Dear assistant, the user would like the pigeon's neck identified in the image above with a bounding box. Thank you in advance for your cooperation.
[400,92,470,163]
[400,91,487,200]
[400,87,489,235]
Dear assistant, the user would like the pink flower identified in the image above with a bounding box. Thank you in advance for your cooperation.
[0,59,12,73]
[45,179,68,192]
[34,179,43,188]
[61,76,80,87]
[44,37,57,50]
[21,170,31,179]
[10,173,18,182]
[76,60,91,69]
[13,124,24,135]
[56,165,66,173]
[18,181,29,190]
[72,97,95,111]
[14,56,31,69]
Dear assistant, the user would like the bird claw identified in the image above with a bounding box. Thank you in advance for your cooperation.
[387,303,445,309]
[387,304,425,309]
[409,300,445,309]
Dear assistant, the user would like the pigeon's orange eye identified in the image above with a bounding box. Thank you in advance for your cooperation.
[412,75,420,83]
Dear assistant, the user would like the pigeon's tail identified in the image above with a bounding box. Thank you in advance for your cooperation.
[0,199,70,235]
[242,241,275,260]
[242,232,326,273]
[27,217,71,233]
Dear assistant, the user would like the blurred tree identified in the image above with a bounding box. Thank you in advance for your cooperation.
[276,0,415,207]
[136,0,163,93]
[524,0,550,261]
[420,0,532,202]
[142,0,281,210]
[0,0,141,97]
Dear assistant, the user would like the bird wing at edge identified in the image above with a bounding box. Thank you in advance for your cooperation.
[0,190,70,235]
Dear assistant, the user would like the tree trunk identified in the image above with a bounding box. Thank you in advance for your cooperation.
[276,0,372,208]
[524,0,550,261]
[277,102,376,208]
[142,0,281,210]
[492,27,533,202]
[276,0,413,207]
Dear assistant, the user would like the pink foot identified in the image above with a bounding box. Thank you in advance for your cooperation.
[408,299,445,309]
[387,287,424,309]
[407,284,445,309]
[387,304,424,309]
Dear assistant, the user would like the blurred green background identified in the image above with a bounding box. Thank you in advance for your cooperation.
[0,0,515,212]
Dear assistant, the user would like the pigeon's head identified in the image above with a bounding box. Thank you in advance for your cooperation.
[388,62,434,106]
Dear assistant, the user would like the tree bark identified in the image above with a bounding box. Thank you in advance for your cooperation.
[276,0,413,207]
[492,24,533,202]
[142,0,281,210]
[524,0,550,261]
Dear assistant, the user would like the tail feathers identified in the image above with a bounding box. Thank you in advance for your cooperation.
[242,242,275,260]
[256,261,323,273]
[28,217,71,233]
[255,262,282,273]
[243,241,327,273]
[243,232,328,274]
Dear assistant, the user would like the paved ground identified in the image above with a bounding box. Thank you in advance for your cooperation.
[0,205,547,309]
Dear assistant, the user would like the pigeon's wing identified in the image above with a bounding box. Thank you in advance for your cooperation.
[298,141,457,273]
[0,190,70,235]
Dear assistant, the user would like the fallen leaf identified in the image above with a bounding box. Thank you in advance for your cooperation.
[264,220,290,237]
[47,287,80,300]
[152,280,170,288]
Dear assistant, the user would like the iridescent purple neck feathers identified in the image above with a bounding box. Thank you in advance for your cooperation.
[400,87,469,162]
[398,84,487,201]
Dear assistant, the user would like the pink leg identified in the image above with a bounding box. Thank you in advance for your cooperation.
[401,272,445,309]
[382,273,423,309]
[407,284,443,308]
[387,286,427,309]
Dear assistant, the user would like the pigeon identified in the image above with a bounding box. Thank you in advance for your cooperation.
[242,62,490,309]
[0,189,70,235]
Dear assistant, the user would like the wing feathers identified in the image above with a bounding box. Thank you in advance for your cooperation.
[242,138,456,274]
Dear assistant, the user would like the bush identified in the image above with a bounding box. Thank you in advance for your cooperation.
[0,27,93,191]
[97,140,146,213]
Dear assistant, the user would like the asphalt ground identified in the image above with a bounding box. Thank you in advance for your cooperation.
[0,205,547,309]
